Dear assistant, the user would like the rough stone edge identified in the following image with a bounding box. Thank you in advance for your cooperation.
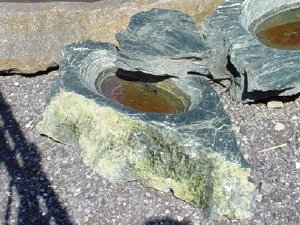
[202,0,300,102]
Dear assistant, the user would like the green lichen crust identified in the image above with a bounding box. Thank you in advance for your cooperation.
[38,91,254,219]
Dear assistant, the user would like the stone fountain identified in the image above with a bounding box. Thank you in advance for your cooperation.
[202,0,300,102]
[38,9,255,219]
[38,0,300,220]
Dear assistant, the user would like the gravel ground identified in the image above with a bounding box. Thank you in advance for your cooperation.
[0,71,299,225]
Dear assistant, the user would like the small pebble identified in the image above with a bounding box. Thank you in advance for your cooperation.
[232,125,240,133]
[25,122,32,128]
[267,101,284,109]
[84,215,90,222]
[260,181,273,194]
[275,122,285,131]
[256,194,263,202]
[242,136,248,142]
[244,154,249,160]
[14,82,20,87]
[291,115,298,121]
[296,202,300,211]
[177,216,184,221]
[296,162,300,169]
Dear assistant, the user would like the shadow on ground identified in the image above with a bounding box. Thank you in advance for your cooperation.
[144,217,191,225]
[0,91,73,225]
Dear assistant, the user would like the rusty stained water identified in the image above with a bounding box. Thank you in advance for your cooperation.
[100,76,188,114]
[255,7,300,50]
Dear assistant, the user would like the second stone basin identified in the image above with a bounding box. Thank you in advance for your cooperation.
[202,0,300,102]
[244,0,300,50]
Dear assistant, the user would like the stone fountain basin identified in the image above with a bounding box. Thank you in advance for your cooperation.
[38,8,257,219]
[202,0,300,102]
[38,39,255,219]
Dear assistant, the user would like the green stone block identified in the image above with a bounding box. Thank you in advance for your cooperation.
[38,9,255,219]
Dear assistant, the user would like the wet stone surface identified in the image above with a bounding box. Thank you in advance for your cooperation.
[256,21,300,50]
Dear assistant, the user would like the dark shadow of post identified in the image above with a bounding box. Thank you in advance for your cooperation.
[0,91,73,225]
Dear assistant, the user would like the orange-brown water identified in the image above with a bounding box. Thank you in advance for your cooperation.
[100,76,187,114]
[256,20,300,50]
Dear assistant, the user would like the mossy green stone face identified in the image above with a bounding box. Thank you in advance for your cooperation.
[38,91,255,219]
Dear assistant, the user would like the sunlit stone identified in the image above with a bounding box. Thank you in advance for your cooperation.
[38,9,255,219]
[202,0,300,102]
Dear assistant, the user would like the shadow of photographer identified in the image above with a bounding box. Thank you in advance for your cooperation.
[0,91,72,225]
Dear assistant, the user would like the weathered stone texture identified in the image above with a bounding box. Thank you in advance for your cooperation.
[0,0,223,73]
[116,8,210,77]
[202,0,300,102]
[38,9,255,219]
[38,41,254,219]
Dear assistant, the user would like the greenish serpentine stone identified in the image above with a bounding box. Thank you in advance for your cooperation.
[202,0,300,102]
[38,9,255,219]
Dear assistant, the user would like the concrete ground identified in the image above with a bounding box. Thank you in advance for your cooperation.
[0,71,299,224]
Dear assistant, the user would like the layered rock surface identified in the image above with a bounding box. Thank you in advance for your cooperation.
[116,8,210,77]
[38,9,255,219]
[2,0,299,102]
[0,0,223,73]
[202,0,300,102]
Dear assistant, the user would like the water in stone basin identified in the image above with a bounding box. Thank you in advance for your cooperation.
[255,7,300,50]
[99,75,188,114]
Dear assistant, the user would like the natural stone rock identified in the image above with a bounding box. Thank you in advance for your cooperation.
[259,181,273,195]
[274,122,285,131]
[116,8,210,77]
[0,0,223,74]
[255,194,263,203]
[38,21,255,219]
[267,101,284,109]
[202,0,300,102]
[38,41,254,219]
